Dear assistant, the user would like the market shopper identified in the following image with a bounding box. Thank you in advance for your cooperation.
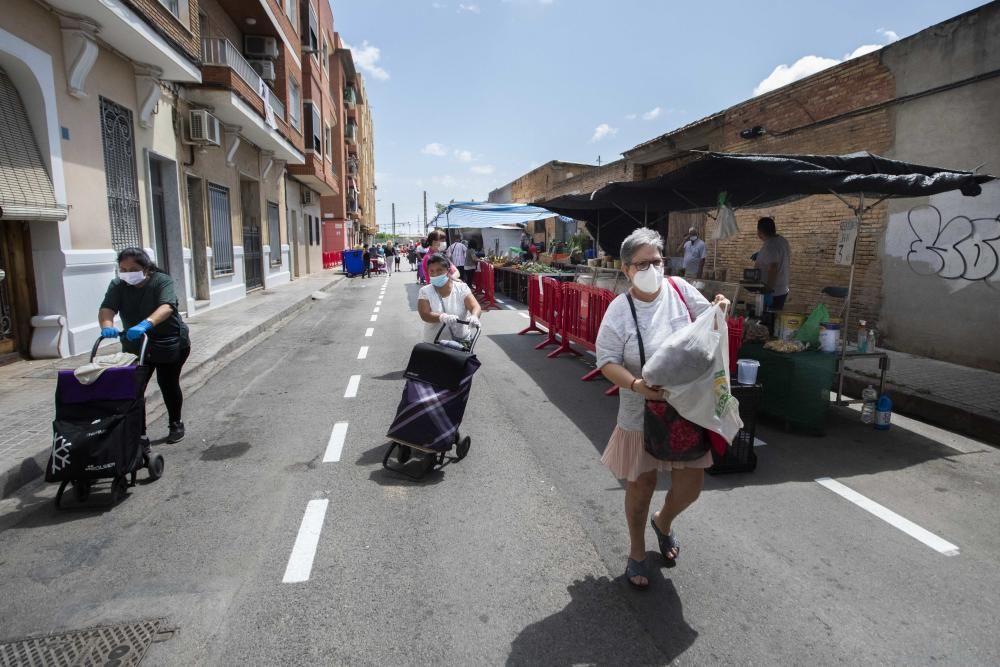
[362,247,372,279]
[596,228,729,590]
[417,254,482,343]
[408,244,419,271]
[754,216,792,311]
[98,247,191,444]
[447,236,469,283]
[394,245,402,272]
[416,241,429,283]
[464,239,479,286]
[421,230,459,284]
[678,227,706,278]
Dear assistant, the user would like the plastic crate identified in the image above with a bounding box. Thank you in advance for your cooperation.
[708,383,762,475]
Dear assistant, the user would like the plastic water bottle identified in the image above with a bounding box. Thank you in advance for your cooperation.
[874,394,893,430]
[860,385,878,424]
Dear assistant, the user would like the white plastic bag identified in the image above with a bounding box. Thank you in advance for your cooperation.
[644,308,719,387]
[647,304,743,443]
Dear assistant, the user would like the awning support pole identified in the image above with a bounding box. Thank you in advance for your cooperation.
[836,192,863,404]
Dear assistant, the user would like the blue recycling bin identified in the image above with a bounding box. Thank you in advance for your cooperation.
[343,250,365,276]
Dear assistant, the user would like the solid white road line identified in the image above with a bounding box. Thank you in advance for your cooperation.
[370,315,378,322]
[358,346,369,359]
[815,477,960,556]
[344,375,361,398]
[518,312,530,319]
[504,304,516,310]
[365,328,374,337]
[495,298,505,304]
[282,499,329,583]
[324,422,349,463]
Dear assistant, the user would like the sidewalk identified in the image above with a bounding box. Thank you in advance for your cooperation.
[0,270,346,498]
[843,350,1000,446]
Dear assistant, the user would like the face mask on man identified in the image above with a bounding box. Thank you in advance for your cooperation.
[430,274,449,288]
[631,264,663,293]
[119,271,146,286]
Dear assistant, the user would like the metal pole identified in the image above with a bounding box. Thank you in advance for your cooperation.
[423,191,428,231]
[836,193,862,404]
[391,202,396,241]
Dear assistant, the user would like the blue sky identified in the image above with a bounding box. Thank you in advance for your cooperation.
[329,0,987,236]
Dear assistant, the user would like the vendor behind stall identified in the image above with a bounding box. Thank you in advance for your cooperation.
[754,217,791,311]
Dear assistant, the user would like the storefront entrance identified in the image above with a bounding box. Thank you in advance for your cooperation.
[0,222,36,359]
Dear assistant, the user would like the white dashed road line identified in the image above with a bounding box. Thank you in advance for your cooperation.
[365,328,374,337]
[370,315,378,322]
[815,477,960,556]
[373,307,380,313]
[344,375,361,398]
[495,298,505,304]
[358,346,369,359]
[324,422,349,463]
[282,499,329,584]
[504,304,516,310]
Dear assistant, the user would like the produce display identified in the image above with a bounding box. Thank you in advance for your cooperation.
[764,339,808,353]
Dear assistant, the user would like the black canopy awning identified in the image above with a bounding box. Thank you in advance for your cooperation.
[591,151,994,213]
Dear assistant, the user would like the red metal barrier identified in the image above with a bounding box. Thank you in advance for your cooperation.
[546,282,592,359]
[476,261,500,311]
[472,260,485,295]
[322,251,344,269]
[518,276,562,350]
[727,316,744,375]
[580,287,615,382]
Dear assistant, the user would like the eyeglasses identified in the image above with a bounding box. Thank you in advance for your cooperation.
[629,259,664,271]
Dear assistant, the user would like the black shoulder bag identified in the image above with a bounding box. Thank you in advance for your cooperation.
[626,294,710,461]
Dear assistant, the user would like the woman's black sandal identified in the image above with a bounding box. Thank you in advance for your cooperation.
[651,517,679,566]
[625,558,651,590]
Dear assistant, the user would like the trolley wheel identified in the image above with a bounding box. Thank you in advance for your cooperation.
[456,436,471,461]
[72,479,91,503]
[397,445,412,465]
[148,454,165,481]
[110,476,128,506]
[423,453,437,475]
[55,480,69,509]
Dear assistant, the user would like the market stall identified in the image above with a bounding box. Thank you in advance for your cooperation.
[542,151,994,430]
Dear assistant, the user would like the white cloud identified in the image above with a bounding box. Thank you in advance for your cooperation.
[458,3,481,12]
[754,29,900,96]
[642,106,662,121]
[432,2,446,8]
[453,149,475,162]
[753,55,840,96]
[590,123,617,142]
[878,28,900,42]
[471,164,495,175]
[344,41,389,81]
[422,142,448,156]
[432,175,459,187]
[624,113,637,121]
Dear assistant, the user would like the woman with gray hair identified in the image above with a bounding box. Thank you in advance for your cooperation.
[595,227,729,589]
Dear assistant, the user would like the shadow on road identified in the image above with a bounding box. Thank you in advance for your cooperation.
[405,283,422,312]
[506,570,697,666]
[487,332,966,492]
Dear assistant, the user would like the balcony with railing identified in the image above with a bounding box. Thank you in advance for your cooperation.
[191,37,303,164]
[344,122,357,145]
[344,86,358,107]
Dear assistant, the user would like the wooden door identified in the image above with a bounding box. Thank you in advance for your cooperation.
[0,222,37,357]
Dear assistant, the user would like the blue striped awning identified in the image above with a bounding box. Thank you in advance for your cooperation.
[430,202,571,229]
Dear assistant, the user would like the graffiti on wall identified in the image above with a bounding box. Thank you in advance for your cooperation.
[907,205,1000,281]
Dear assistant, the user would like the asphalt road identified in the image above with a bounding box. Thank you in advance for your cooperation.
[1,263,999,666]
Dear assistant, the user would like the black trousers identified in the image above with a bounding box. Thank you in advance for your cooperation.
[140,346,191,426]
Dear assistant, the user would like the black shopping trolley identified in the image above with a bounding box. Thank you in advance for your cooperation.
[47,335,165,508]
[382,321,482,479]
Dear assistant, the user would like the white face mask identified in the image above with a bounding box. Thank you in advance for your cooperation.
[631,264,663,293]
[437,242,447,251]
[119,271,146,286]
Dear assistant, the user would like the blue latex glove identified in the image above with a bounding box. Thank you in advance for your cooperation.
[100,327,119,339]
[126,319,153,342]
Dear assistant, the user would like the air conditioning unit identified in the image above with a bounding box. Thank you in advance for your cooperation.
[244,35,278,59]
[249,59,276,82]
[188,110,221,146]
[301,189,313,205]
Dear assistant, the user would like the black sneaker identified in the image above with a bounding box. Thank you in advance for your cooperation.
[166,421,185,443]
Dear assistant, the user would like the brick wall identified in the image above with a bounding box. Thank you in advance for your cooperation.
[509,162,597,203]
[125,0,201,63]
[698,53,896,330]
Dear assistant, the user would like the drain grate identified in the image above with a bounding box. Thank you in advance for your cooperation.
[0,618,173,667]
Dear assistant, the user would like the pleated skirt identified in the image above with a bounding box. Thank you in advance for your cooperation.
[601,426,714,482]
